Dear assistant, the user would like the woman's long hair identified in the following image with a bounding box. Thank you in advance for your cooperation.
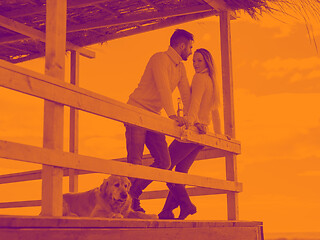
[194,48,220,110]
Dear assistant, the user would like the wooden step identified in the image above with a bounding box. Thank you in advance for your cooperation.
[0,215,263,240]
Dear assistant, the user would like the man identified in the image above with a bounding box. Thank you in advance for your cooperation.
[126,29,194,212]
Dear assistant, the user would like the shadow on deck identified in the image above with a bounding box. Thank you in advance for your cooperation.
[0,215,264,240]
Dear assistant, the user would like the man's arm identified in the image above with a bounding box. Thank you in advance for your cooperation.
[177,64,191,116]
[168,114,187,127]
[151,53,176,117]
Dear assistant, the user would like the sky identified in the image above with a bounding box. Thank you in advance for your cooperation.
[0,9,320,235]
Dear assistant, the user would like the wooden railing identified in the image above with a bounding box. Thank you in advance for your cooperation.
[0,57,241,211]
[0,59,240,153]
[0,147,236,209]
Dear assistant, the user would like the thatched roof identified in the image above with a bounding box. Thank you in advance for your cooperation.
[0,0,319,63]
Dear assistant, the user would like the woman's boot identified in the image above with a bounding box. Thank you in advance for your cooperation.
[158,191,179,219]
[170,184,197,220]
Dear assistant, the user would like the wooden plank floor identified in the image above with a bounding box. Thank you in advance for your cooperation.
[0,215,264,240]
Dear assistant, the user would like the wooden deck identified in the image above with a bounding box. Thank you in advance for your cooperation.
[0,215,263,240]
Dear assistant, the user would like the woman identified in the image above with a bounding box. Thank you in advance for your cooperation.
[158,48,222,220]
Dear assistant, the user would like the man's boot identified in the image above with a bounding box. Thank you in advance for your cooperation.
[129,178,152,213]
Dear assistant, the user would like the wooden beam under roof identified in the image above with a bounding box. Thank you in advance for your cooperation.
[77,11,217,46]
[203,0,228,11]
[202,0,238,19]
[0,7,217,59]
[67,4,214,32]
[141,0,161,10]
[0,4,214,46]
[1,0,113,19]
[95,4,119,16]
[3,44,32,54]
[0,35,26,45]
[8,53,44,64]
[0,15,95,58]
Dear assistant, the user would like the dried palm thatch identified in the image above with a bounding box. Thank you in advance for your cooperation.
[225,0,320,20]
[227,0,320,49]
[0,0,319,63]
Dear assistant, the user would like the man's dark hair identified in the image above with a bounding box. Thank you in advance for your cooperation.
[170,29,194,47]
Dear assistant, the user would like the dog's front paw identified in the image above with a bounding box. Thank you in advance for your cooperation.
[111,213,124,218]
[148,214,159,219]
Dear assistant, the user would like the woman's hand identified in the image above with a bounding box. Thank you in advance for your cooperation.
[194,122,207,134]
[183,116,190,129]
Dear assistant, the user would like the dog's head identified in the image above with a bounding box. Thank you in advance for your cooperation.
[100,175,131,207]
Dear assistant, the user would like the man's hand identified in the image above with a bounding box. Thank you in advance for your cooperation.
[194,122,207,134]
[169,115,187,127]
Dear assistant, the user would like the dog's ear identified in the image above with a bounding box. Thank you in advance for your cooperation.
[126,178,132,191]
[100,179,108,195]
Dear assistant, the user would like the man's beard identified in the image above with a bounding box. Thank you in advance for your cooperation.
[181,51,189,61]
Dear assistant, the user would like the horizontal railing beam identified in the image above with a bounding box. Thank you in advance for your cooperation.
[0,170,42,184]
[0,200,41,209]
[0,60,240,153]
[0,140,243,193]
[0,187,227,209]
[141,187,228,200]
[0,169,90,185]
[0,147,224,185]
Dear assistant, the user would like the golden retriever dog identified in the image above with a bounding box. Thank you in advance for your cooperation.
[63,175,158,219]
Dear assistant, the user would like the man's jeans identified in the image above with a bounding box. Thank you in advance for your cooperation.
[125,124,171,200]
[125,124,171,169]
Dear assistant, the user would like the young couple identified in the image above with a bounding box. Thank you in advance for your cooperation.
[125,29,222,220]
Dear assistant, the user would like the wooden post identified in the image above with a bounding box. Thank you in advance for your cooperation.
[69,51,80,192]
[41,0,67,216]
[219,11,239,220]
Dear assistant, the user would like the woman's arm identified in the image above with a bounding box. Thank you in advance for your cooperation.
[187,74,205,124]
[212,108,222,134]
